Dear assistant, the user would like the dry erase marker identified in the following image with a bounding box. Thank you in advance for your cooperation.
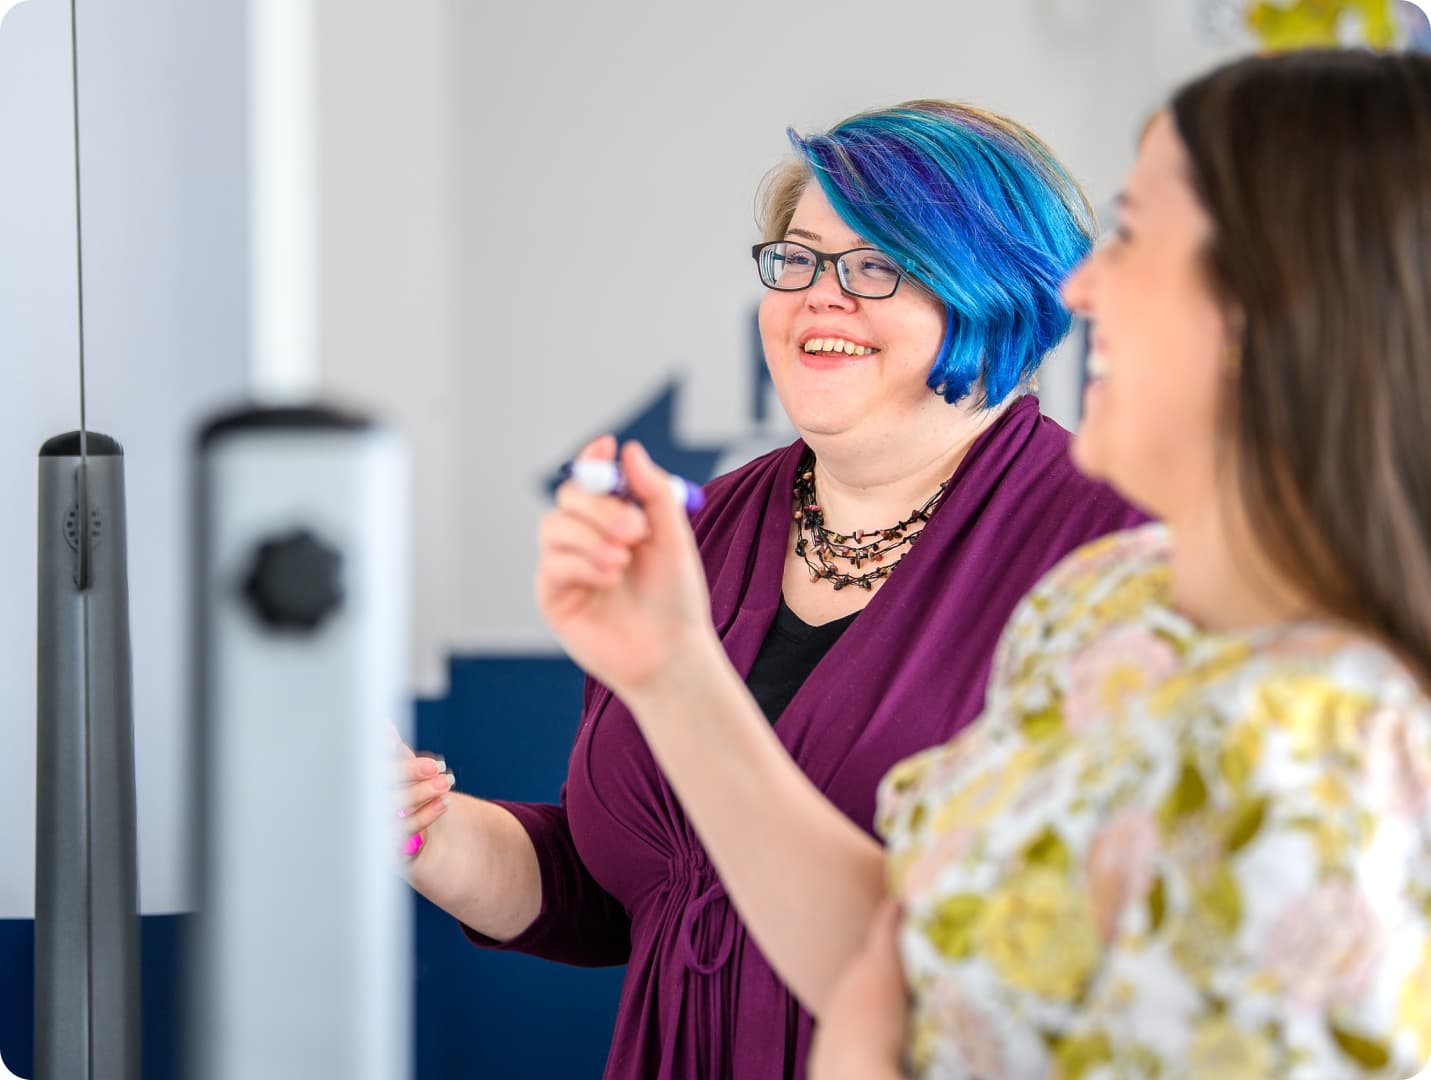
[561,459,707,513]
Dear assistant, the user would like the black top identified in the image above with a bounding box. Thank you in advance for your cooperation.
[745,597,860,725]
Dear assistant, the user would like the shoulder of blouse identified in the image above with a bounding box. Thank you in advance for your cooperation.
[984,523,1170,679]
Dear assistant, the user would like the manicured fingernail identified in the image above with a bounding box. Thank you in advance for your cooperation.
[402,832,423,857]
[441,796,451,807]
[397,807,411,819]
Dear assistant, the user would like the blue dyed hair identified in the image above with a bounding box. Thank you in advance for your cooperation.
[767,100,1094,407]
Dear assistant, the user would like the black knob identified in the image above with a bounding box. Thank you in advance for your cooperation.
[242,529,344,632]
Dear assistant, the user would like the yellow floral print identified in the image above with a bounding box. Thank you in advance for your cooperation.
[1188,1017,1274,1080]
[1397,938,1431,1063]
[1247,674,1375,760]
[878,525,1431,1079]
[928,746,1038,833]
[1218,721,1263,790]
[981,867,1099,1001]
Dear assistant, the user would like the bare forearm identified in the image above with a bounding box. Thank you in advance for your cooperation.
[404,794,542,940]
[819,1056,905,1080]
[816,1058,904,1080]
[627,640,888,1017]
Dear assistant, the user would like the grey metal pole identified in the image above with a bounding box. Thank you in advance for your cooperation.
[191,405,411,1080]
[34,431,141,1080]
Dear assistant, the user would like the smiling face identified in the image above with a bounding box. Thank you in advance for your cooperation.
[1060,112,1235,522]
[758,183,949,449]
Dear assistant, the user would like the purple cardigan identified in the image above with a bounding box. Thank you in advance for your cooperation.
[468,397,1145,1078]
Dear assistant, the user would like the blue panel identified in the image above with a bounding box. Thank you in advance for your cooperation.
[0,914,187,1079]
[0,655,624,1079]
[0,918,34,1076]
[413,655,624,1079]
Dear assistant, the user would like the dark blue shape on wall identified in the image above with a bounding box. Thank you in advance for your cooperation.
[0,914,187,1080]
[541,378,728,497]
[0,917,34,1076]
[1,654,624,1080]
[540,309,778,499]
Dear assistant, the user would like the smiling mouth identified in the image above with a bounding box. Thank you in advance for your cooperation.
[802,336,878,357]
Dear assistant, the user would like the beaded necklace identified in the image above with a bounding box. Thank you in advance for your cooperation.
[791,452,947,591]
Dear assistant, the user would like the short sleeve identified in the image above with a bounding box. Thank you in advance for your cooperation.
[461,791,631,968]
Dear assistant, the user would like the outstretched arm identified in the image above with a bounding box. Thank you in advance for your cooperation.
[392,740,544,941]
[809,899,910,1080]
[535,437,887,1016]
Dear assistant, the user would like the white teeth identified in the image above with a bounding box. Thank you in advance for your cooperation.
[803,337,874,356]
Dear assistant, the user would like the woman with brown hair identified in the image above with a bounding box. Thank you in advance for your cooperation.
[394,99,1141,1079]
[538,48,1431,1078]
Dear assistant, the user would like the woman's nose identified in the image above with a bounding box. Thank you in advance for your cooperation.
[804,258,857,311]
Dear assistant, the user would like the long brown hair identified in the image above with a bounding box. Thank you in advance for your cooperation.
[1171,49,1431,682]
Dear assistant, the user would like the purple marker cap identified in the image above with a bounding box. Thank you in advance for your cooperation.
[561,459,706,514]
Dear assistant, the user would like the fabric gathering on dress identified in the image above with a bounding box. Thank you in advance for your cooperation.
[465,396,1144,1079]
[880,525,1431,1079]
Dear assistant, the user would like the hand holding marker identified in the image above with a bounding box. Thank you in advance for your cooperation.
[561,458,707,513]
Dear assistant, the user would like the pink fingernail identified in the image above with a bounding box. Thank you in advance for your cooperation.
[402,832,423,857]
[398,807,411,819]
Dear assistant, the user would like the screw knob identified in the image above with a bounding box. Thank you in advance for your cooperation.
[242,529,344,632]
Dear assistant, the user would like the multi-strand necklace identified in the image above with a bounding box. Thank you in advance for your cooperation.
[791,452,947,591]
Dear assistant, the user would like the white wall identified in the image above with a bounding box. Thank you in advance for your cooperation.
[0,0,82,922]
[0,0,247,917]
[310,0,458,696]
[439,0,1238,654]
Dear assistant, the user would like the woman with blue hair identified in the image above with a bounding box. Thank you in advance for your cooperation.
[399,100,1141,1078]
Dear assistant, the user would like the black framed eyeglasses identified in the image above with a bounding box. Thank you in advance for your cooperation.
[751,241,907,299]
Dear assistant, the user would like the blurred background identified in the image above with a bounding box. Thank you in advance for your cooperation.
[1,0,1426,1075]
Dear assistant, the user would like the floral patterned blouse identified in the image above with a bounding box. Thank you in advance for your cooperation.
[878,525,1431,1079]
